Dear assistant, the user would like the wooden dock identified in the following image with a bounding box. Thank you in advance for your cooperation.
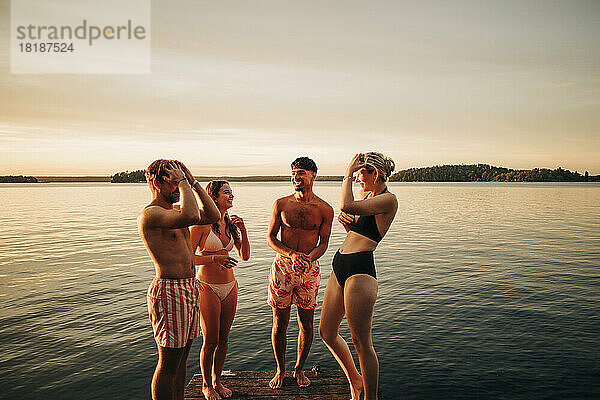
[184,370,350,399]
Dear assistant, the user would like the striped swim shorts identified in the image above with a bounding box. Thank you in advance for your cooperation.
[147,277,201,348]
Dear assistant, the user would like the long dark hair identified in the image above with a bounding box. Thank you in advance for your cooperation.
[206,180,239,242]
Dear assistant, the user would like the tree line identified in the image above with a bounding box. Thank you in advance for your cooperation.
[0,175,37,183]
[389,164,598,182]
[111,170,146,183]
[2,165,598,183]
[111,165,599,183]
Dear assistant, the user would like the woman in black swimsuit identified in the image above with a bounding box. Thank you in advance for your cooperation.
[319,152,397,400]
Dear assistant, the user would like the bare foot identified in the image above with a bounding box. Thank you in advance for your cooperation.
[349,375,363,400]
[214,382,232,398]
[202,385,221,400]
[269,370,285,389]
[293,369,311,387]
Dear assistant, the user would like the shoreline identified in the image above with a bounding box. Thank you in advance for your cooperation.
[3,165,598,183]
[31,175,344,183]
[2,177,600,184]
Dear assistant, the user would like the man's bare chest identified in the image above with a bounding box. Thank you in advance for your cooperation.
[148,227,190,248]
[281,205,322,230]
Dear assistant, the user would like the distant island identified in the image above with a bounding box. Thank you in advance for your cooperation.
[0,176,109,183]
[389,164,599,182]
[2,164,599,183]
[0,175,38,183]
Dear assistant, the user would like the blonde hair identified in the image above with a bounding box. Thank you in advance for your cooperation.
[365,152,395,182]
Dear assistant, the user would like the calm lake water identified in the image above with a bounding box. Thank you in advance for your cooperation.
[0,182,599,400]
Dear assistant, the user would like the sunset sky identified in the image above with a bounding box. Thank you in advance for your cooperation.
[1,0,599,175]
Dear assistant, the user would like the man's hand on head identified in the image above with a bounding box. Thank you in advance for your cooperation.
[164,161,185,184]
[174,160,194,184]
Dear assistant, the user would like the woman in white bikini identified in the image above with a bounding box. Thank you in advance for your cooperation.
[190,180,250,400]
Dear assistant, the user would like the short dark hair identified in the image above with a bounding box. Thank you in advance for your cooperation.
[291,157,317,173]
[145,159,171,183]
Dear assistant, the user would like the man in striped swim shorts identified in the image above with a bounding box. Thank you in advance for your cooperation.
[139,160,220,400]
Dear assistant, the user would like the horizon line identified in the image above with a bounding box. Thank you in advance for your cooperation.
[4,162,600,177]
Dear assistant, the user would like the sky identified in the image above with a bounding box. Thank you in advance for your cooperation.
[1,0,599,175]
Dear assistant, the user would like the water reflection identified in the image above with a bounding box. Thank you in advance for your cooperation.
[0,182,599,399]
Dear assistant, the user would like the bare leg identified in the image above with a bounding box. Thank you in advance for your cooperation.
[269,306,290,389]
[213,283,238,398]
[294,307,314,387]
[174,339,194,400]
[199,286,222,400]
[319,273,363,400]
[151,344,186,400]
[345,275,379,400]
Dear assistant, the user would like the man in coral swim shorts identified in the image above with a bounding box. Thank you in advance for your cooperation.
[267,157,334,389]
[138,160,219,400]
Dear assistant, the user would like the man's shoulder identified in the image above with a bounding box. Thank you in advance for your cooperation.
[313,195,334,212]
[275,194,296,206]
[139,204,179,229]
[139,204,157,221]
[140,204,165,217]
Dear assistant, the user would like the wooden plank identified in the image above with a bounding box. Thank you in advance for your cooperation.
[184,371,350,400]
[189,371,343,379]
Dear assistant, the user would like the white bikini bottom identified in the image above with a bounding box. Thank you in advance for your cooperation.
[200,280,237,301]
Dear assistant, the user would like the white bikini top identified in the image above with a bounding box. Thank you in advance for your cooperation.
[200,229,234,253]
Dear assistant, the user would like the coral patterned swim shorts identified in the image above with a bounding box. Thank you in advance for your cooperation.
[268,254,320,310]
